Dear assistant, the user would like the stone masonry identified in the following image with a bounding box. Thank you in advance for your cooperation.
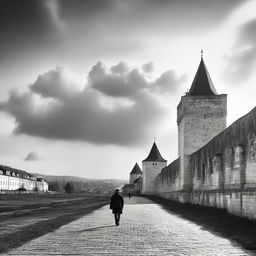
[138,56,256,220]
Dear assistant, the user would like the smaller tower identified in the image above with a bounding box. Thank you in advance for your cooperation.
[142,142,167,194]
[129,163,142,184]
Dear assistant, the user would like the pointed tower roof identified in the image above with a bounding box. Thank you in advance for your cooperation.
[142,142,167,162]
[187,55,217,96]
[130,163,142,174]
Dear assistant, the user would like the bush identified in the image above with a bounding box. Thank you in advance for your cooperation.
[64,182,74,194]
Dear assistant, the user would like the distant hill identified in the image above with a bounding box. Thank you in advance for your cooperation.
[32,173,127,195]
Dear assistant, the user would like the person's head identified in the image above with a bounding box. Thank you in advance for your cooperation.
[114,188,119,194]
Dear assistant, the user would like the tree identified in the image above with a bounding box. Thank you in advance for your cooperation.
[48,181,60,192]
[64,182,73,194]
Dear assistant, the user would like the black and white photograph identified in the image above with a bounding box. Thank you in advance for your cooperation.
[1,0,256,255]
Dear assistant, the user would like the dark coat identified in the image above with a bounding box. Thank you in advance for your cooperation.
[110,193,124,214]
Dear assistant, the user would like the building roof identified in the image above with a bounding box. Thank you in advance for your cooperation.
[0,165,35,179]
[187,57,217,96]
[142,142,167,162]
[130,163,142,175]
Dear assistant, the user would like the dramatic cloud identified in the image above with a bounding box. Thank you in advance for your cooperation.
[0,0,244,63]
[89,62,148,98]
[223,18,256,84]
[30,67,82,100]
[89,62,186,98]
[0,62,185,146]
[24,151,40,161]
[0,0,57,60]
[57,0,244,34]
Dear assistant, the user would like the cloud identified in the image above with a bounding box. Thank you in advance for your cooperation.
[0,0,244,64]
[44,0,66,32]
[223,18,256,84]
[30,67,81,100]
[0,0,58,60]
[89,62,186,98]
[0,62,185,146]
[57,0,244,34]
[155,70,187,93]
[111,62,129,75]
[223,47,256,83]
[142,62,154,73]
[24,151,40,161]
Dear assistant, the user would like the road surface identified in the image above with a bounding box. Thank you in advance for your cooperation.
[2,197,251,256]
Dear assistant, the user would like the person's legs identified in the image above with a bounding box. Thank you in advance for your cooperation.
[117,213,120,224]
[114,213,120,225]
[114,213,118,225]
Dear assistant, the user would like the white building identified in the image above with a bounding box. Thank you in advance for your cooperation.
[36,178,49,192]
[0,165,48,193]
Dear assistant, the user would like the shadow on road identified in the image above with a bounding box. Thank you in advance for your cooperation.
[77,225,116,233]
[146,195,256,254]
[124,196,154,205]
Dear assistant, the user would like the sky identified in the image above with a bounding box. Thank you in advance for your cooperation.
[1,0,256,180]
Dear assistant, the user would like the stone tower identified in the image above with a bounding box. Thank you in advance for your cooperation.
[142,142,167,194]
[177,55,227,190]
[129,162,142,184]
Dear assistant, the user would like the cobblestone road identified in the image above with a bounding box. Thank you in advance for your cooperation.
[2,197,252,256]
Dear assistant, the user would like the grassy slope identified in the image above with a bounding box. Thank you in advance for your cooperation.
[32,173,127,193]
[0,195,109,253]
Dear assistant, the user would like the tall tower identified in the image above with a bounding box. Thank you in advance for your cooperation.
[129,163,142,184]
[142,142,167,194]
[177,54,227,190]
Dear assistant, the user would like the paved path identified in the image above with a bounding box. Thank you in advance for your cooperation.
[2,197,252,256]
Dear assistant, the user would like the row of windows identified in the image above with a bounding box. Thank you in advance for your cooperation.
[0,174,37,181]
[0,171,36,180]
[0,177,37,186]
[0,180,19,186]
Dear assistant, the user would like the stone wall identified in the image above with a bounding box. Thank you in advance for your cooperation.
[177,95,227,156]
[142,161,167,195]
[129,174,141,184]
[154,106,256,220]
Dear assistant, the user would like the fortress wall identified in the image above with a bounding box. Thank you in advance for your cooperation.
[154,174,163,197]
[242,192,256,219]
[155,158,191,202]
[245,135,256,187]
[153,107,256,219]
[156,158,181,194]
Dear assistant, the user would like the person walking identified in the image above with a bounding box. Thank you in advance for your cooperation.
[110,189,124,226]
[128,192,131,199]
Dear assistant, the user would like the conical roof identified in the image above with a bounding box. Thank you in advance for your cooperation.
[187,58,217,96]
[130,163,142,174]
[142,142,167,162]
